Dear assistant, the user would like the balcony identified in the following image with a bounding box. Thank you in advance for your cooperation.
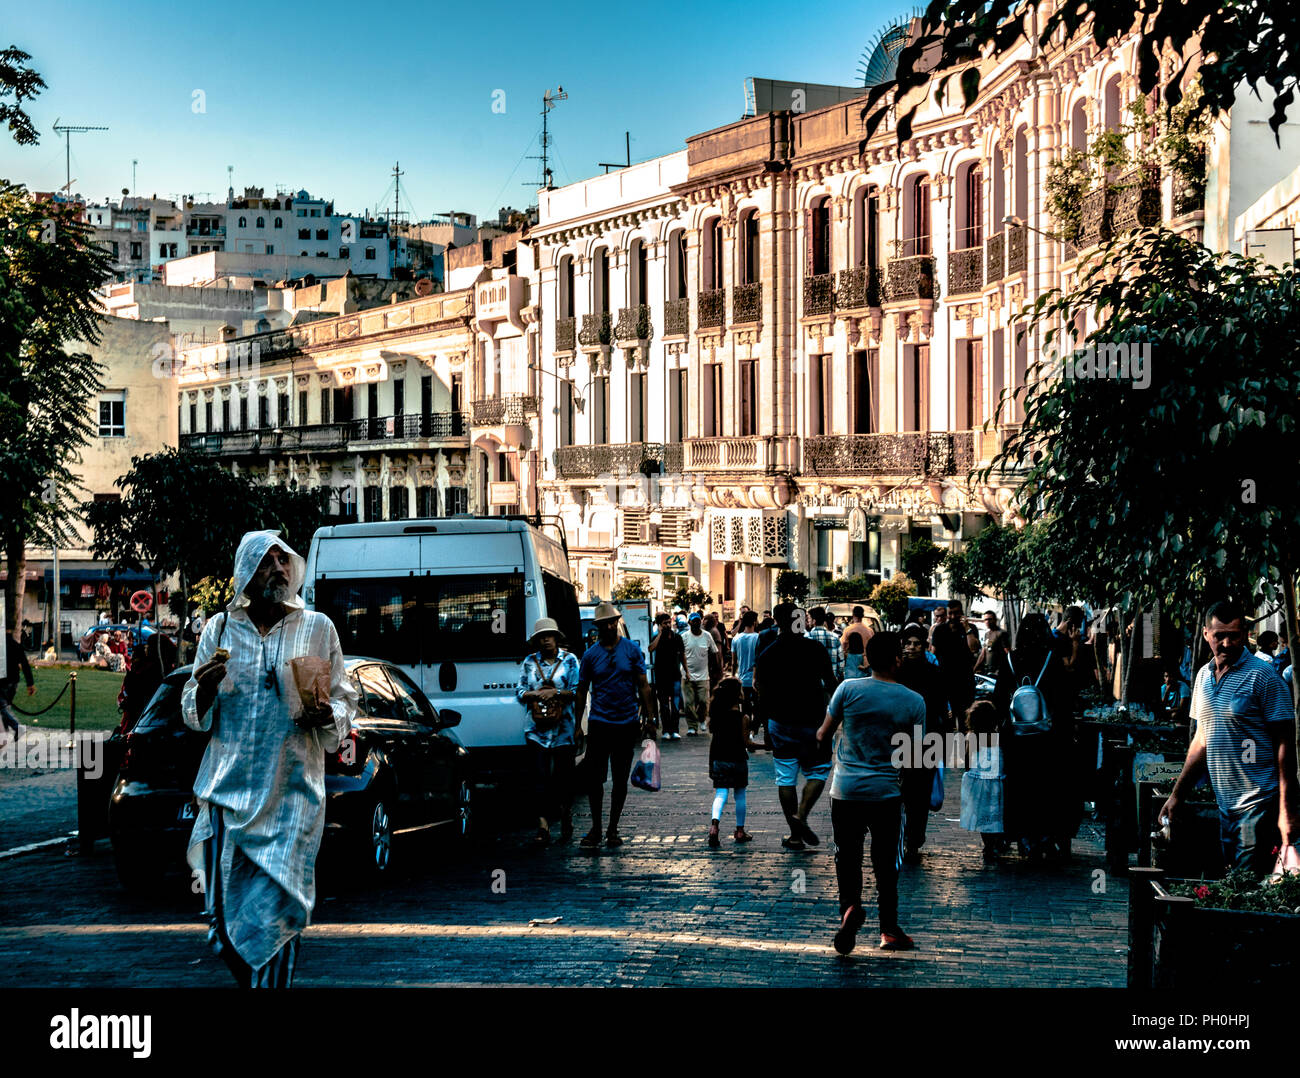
[471,394,539,426]
[802,431,976,478]
[180,414,470,456]
[1007,223,1027,275]
[733,281,762,324]
[698,287,725,329]
[555,316,576,352]
[554,441,683,479]
[803,273,836,317]
[885,255,936,302]
[186,225,225,237]
[615,304,652,342]
[836,266,883,310]
[578,312,611,347]
[986,231,1005,283]
[684,435,778,473]
[947,247,983,295]
[1113,169,1162,232]
[664,296,689,337]
[1078,187,1116,248]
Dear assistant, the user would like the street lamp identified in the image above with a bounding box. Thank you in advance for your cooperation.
[1002,214,1056,239]
[527,361,587,413]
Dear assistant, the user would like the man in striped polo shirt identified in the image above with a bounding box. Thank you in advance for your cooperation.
[1160,601,1298,877]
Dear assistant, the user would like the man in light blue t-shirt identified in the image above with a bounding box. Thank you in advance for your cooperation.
[817,630,926,956]
[1161,601,1298,877]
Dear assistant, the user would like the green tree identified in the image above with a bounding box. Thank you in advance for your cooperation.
[1,184,114,635]
[819,574,874,602]
[0,47,45,146]
[860,0,1300,145]
[870,573,917,629]
[671,580,712,612]
[84,450,328,643]
[612,575,653,601]
[775,570,810,604]
[899,537,947,595]
[986,229,1300,714]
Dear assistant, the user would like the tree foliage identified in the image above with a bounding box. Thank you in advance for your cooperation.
[899,537,947,592]
[984,229,1300,624]
[0,47,45,146]
[671,580,712,612]
[870,573,917,629]
[860,0,1300,147]
[612,575,653,601]
[775,570,810,604]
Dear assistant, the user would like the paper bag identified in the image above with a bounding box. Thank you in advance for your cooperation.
[288,655,331,716]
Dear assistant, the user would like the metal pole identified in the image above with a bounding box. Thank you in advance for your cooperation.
[52,502,60,661]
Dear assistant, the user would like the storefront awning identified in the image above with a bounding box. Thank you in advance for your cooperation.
[41,569,155,583]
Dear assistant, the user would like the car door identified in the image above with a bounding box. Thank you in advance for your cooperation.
[385,664,458,824]
[353,663,423,828]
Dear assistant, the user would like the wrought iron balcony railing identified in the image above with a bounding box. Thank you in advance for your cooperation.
[885,255,936,302]
[1007,223,1027,275]
[351,412,469,441]
[664,296,689,337]
[1113,169,1162,232]
[555,316,576,351]
[802,431,976,477]
[554,441,682,479]
[615,304,652,342]
[986,231,1005,284]
[733,282,762,324]
[698,288,725,329]
[836,266,883,310]
[803,273,836,317]
[179,413,471,456]
[471,394,539,426]
[1079,187,1116,248]
[947,247,983,295]
[578,312,611,347]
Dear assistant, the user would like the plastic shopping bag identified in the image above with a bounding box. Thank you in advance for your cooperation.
[1270,843,1300,879]
[630,738,661,792]
[929,763,945,812]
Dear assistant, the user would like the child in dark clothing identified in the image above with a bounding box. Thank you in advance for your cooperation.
[707,677,761,846]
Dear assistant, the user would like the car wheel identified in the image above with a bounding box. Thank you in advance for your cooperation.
[455,779,472,841]
[366,798,393,875]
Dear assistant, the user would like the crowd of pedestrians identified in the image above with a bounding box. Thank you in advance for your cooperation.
[514,594,1298,957]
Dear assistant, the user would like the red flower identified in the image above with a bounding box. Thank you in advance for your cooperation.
[1272,846,1281,857]
[1194,885,1210,900]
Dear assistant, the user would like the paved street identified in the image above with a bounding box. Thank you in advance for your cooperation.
[0,730,1128,988]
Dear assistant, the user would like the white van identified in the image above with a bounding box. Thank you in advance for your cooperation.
[304,517,581,787]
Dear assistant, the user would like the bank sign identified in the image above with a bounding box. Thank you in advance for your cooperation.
[617,546,690,574]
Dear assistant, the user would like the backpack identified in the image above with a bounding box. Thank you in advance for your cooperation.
[1007,652,1053,735]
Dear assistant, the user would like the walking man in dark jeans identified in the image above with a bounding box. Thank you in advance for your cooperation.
[649,612,685,741]
[1,630,36,743]
[753,603,837,850]
[575,602,657,850]
[897,622,949,864]
[818,631,926,955]
[1160,600,1298,876]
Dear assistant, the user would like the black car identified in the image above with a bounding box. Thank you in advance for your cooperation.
[95,657,470,891]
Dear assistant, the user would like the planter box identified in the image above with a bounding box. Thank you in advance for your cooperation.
[1128,867,1300,988]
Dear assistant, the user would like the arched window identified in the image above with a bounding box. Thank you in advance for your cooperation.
[1104,75,1122,133]
[593,247,609,313]
[739,209,760,284]
[238,216,247,228]
[628,238,648,305]
[806,197,831,276]
[903,175,931,257]
[667,230,687,299]
[559,254,575,317]
[703,217,724,292]
[852,185,879,268]
[274,216,283,228]
[1014,128,1029,220]
[956,162,983,249]
[1071,99,1088,154]
[256,216,265,228]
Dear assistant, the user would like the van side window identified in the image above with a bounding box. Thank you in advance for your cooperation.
[428,573,526,661]
[317,580,419,666]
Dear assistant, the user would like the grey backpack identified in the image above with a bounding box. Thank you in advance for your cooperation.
[1007,653,1053,735]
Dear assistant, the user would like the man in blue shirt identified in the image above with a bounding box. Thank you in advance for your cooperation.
[1160,601,1298,876]
[575,602,656,850]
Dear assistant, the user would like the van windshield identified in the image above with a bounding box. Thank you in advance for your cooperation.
[317,573,527,664]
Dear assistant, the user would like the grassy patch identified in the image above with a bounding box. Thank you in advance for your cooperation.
[17,665,125,732]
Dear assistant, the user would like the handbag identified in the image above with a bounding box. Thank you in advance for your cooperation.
[630,738,662,791]
[529,658,566,731]
[929,763,945,812]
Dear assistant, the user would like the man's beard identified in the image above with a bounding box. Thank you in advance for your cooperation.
[258,582,293,604]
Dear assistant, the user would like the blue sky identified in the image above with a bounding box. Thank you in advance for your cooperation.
[3,0,902,222]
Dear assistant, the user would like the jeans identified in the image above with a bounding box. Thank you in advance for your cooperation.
[1219,796,1281,878]
[831,797,904,931]
[682,679,710,732]
[528,741,575,826]
[901,766,935,850]
[656,677,680,735]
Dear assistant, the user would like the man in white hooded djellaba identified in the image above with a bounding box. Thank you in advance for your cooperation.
[183,529,357,987]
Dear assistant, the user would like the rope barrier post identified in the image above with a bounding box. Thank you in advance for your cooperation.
[70,671,86,855]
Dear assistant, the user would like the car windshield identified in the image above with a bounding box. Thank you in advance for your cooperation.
[132,680,184,733]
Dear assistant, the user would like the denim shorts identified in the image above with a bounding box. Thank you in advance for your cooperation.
[1219,795,1280,877]
[769,720,832,785]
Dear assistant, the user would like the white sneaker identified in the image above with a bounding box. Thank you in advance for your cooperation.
[686,728,698,736]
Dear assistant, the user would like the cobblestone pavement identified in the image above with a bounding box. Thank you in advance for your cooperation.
[0,733,1129,988]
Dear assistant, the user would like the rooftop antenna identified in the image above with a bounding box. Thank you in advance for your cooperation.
[387,161,409,231]
[132,159,138,195]
[527,86,566,190]
[598,131,632,174]
[227,164,234,201]
[52,119,108,198]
